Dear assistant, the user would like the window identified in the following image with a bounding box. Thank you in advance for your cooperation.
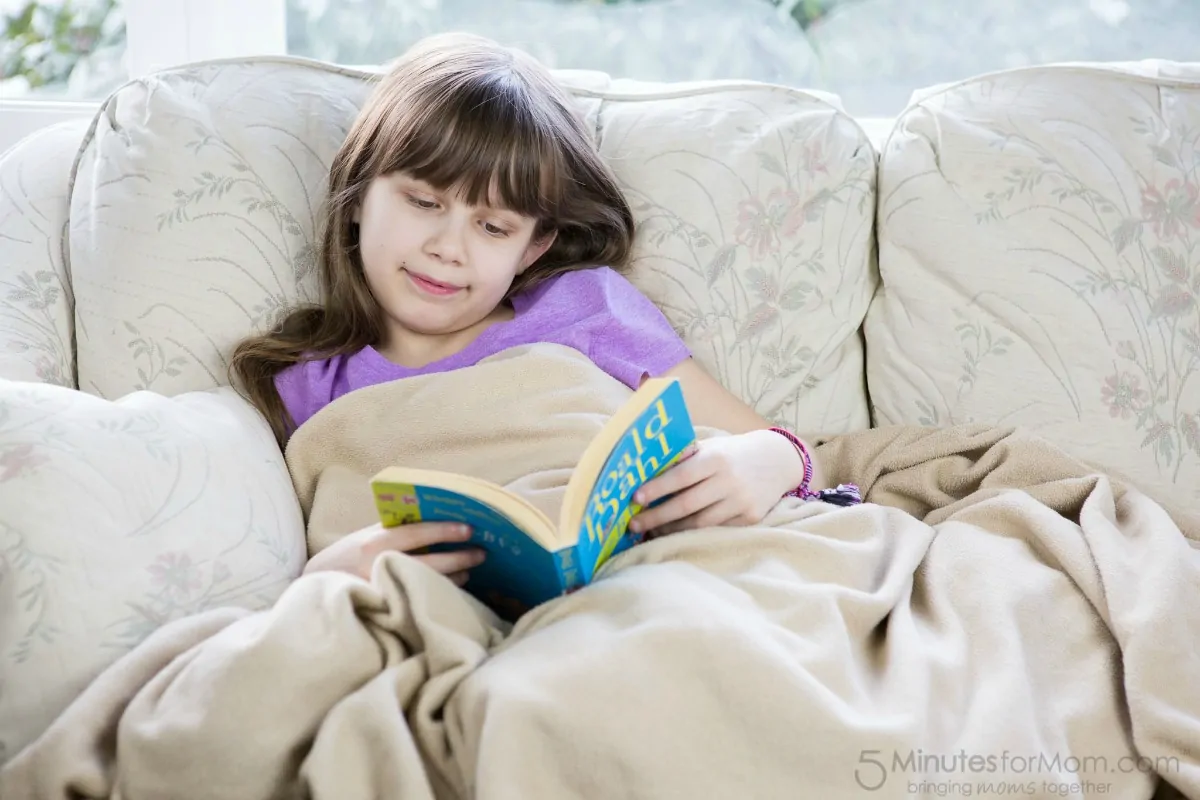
[284,0,1200,117]
[2,0,1199,151]
[1,0,126,99]
[286,0,815,88]
[0,0,286,151]
[1,0,127,152]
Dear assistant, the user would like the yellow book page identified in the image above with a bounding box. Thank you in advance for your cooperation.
[371,466,559,549]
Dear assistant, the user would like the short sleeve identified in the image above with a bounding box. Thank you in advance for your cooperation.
[578,268,692,388]
[273,357,341,434]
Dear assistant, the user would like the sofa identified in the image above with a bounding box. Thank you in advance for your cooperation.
[0,55,1198,789]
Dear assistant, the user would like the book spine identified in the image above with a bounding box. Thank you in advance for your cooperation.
[554,546,585,593]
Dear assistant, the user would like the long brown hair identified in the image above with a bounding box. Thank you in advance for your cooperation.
[230,32,635,446]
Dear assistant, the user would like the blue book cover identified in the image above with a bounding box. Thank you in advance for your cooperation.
[372,483,579,620]
[570,377,695,582]
[369,377,696,622]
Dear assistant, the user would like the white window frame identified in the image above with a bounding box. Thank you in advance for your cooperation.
[122,0,286,81]
[0,100,95,152]
[2,0,894,152]
[0,0,287,152]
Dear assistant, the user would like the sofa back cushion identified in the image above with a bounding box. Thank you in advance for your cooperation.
[68,57,877,434]
[866,62,1200,507]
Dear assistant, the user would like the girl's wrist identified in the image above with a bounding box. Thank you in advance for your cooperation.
[765,426,862,507]
[753,427,811,498]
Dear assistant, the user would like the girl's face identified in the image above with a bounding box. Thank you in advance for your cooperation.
[353,171,553,344]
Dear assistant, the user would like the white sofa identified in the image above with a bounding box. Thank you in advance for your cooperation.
[1,55,1198,765]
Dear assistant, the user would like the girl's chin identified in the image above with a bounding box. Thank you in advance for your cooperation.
[383,309,490,338]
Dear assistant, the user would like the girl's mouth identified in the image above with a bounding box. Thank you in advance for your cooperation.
[405,269,463,297]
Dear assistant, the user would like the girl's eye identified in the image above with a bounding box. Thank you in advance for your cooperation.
[409,196,438,209]
[482,222,509,237]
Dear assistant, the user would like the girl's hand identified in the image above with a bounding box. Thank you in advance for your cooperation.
[628,429,806,537]
[303,521,485,585]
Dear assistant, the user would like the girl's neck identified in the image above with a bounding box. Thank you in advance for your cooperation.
[375,303,514,369]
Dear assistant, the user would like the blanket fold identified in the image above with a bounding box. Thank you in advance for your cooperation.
[1,343,1197,800]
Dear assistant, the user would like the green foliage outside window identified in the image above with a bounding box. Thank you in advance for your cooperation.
[1,0,121,91]
[567,0,843,27]
[0,0,852,94]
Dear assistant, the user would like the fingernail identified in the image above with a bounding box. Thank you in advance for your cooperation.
[629,520,641,533]
[634,492,645,504]
[456,524,471,535]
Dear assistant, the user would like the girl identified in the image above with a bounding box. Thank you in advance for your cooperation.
[231,32,846,585]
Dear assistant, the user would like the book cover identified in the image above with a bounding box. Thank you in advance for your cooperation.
[571,377,695,582]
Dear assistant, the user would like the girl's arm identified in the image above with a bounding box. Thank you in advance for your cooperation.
[660,356,825,488]
[628,357,827,536]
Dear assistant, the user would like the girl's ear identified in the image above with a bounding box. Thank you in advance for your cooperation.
[518,230,557,273]
[351,203,362,223]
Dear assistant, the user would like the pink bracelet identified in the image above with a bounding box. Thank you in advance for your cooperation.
[768,427,864,507]
[768,426,818,500]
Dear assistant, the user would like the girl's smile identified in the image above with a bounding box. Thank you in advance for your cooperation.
[404,268,464,298]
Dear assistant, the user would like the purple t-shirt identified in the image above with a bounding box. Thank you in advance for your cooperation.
[275,266,692,433]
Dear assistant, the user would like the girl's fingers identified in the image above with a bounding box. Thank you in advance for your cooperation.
[633,444,715,507]
[305,523,481,584]
[380,522,473,552]
[414,547,486,576]
[446,571,470,587]
[630,475,724,534]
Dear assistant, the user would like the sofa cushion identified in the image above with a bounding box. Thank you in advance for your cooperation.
[68,56,877,434]
[0,380,306,764]
[0,120,86,387]
[866,62,1200,508]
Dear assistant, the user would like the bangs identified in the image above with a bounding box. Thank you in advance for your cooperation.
[373,73,566,219]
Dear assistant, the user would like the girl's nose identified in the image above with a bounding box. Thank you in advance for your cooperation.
[425,218,467,265]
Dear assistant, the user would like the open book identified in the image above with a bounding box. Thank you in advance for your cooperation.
[369,376,695,621]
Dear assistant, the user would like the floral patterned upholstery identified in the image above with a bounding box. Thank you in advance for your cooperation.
[64,59,877,435]
[866,62,1200,507]
[0,119,84,388]
[0,380,306,763]
[567,76,877,434]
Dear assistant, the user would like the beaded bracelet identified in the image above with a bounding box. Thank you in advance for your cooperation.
[768,426,863,507]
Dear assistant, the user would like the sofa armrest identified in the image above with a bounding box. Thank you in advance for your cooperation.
[0,119,87,387]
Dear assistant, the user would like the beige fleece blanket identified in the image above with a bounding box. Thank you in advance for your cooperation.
[2,343,1199,800]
